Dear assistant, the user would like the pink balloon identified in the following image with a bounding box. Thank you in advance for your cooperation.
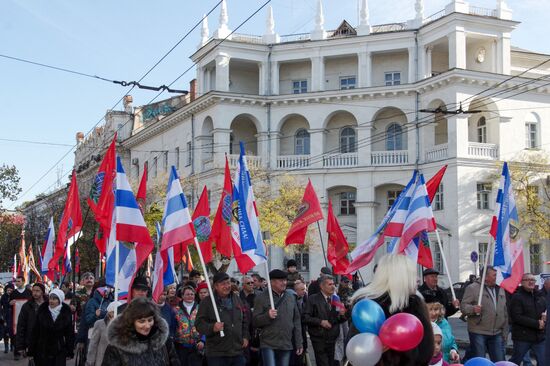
[379,313,424,352]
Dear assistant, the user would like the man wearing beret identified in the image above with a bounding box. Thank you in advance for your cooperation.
[418,268,459,317]
[253,269,303,366]
[196,272,250,366]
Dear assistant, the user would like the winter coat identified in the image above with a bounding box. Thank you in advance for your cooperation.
[1,292,13,337]
[28,302,75,365]
[253,289,302,350]
[347,293,434,366]
[86,316,111,366]
[418,283,458,318]
[304,292,347,342]
[84,289,111,329]
[436,318,458,362]
[195,292,249,357]
[460,281,508,336]
[101,313,180,366]
[16,298,44,352]
[9,287,32,302]
[286,271,303,290]
[174,302,200,346]
[159,302,177,340]
[509,286,546,343]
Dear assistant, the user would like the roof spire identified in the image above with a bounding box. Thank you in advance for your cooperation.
[311,0,326,40]
[357,0,371,35]
[199,14,209,48]
[415,0,424,21]
[262,5,280,44]
[213,0,231,39]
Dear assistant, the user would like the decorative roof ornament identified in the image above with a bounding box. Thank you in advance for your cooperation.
[262,5,280,44]
[199,14,209,48]
[496,0,512,20]
[213,0,231,39]
[415,0,424,21]
[357,0,371,35]
[311,0,326,40]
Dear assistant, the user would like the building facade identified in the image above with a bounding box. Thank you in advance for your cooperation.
[82,0,550,284]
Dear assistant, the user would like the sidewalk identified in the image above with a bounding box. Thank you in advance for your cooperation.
[0,340,75,366]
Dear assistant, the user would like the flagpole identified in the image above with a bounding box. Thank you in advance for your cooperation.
[263,261,275,310]
[316,222,329,267]
[193,237,224,337]
[477,237,493,306]
[433,228,456,301]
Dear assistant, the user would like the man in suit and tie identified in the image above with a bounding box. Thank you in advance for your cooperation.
[304,275,347,366]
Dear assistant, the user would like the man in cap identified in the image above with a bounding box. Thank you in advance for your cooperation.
[15,283,47,360]
[196,272,250,366]
[286,260,304,290]
[253,269,303,366]
[419,268,459,317]
[116,276,150,313]
[189,270,202,285]
[308,267,332,296]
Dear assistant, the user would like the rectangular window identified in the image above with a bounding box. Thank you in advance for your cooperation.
[340,191,356,215]
[186,142,192,167]
[135,164,140,181]
[292,80,308,94]
[530,243,542,274]
[525,123,538,148]
[479,242,489,269]
[294,250,310,271]
[152,157,158,178]
[432,241,443,274]
[387,190,403,210]
[340,76,356,90]
[434,184,444,211]
[175,147,180,169]
[384,72,401,86]
[144,161,149,181]
[476,183,491,210]
[163,151,168,172]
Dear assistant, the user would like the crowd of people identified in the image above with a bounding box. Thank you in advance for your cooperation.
[0,255,548,366]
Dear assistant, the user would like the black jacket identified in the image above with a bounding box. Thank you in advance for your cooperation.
[28,302,75,361]
[195,292,249,357]
[304,292,347,341]
[347,294,434,366]
[16,298,45,351]
[510,287,546,343]
[102,315,180,366]
[418,283,458,317]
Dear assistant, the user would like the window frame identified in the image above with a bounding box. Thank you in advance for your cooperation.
[186,141,192,167]
[175,147,180,169]
[525,122,538,149]
[339,191,356,216]
[340,76,357,90]
[530,243,542,274]
[384,71,401,86]
[292,80,308,94]
[387,190,403,211]
[340,126,357,153]
[433,184,444,211]
[476,182,492,210]
[294,128,311,155]
[477,117,487,143]
[386,123,403,151]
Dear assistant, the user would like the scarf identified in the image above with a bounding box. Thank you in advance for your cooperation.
[49,304,62,321]
[183,301,194,315]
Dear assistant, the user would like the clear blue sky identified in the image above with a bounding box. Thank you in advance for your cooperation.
[1,0,548,209]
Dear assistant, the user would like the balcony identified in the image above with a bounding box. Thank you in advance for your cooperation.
[229,154,263,169]
[468,142,499,159]
[323,153,358,168]
[425,144,448,162]
[370,150,408,166]
[276,155,310,169]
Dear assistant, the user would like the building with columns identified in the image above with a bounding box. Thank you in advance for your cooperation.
[80,0,550,284]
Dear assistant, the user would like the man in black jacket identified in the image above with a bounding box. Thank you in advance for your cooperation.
[418,268,459,317]
[9,275,32,360]
[16,282,46,358]
[304,275,346,366]
[196,272,249,366]
[509,273,546,365]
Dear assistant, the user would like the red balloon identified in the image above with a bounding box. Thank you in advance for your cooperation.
[379,313,424,352]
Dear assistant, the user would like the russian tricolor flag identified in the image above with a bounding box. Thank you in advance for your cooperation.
[41,217,55,276]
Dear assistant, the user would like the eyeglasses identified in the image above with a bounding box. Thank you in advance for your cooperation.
[245,282,254,285]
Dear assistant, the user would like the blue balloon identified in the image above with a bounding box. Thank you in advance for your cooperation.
[351,298,386,334]
[465,358,495,366]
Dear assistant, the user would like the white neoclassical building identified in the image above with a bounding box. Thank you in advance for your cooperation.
[78,0,550,284]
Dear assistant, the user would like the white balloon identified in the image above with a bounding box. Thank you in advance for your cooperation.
[345,333,383,366]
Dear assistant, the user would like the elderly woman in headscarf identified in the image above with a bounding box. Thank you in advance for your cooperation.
[348,254,434,366]
[28,288,75,366]
[86,300,121,366]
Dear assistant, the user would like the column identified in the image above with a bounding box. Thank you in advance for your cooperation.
[491,40,497,73]
[357,124,372,166]
[357,51,372,87]
[204,68,211,93]
[215,54,230,92]
[270,131,281,169]
[447,115,469,158]
[196,66,203,96]
[311,56,325,92]
[271,61,280,95]
[448,28,466,69]
[354,200,378,282]
[212,128,231,168]
[256,131,269,168]
[407,120,418,164]
[195,135,212,171]
[309,128,325,168]
[408,47,416,83]
[497,33,511,75]
[259,62,267,96]
[425,45,433,78]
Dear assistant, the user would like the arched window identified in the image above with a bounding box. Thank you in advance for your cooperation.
[525,112,539,149]
[477,117,487,143]
[229,133,234,154]
[386,123,403,150]
[340,127,356,153]
[294,129,310,155]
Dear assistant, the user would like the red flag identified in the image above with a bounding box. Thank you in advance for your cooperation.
[183,247,194,272]
[136,163,147,210]
[500,239,525,294]
[18,231,28,283]
[191,186,213,263]
[49,172,82,274]
[426,165,447,203]
[94,226,107,255]
[285,179,324,245]
[326,200,350,275]
[27,244,42,282]
[88,135,116,230]
[210,157,233,257]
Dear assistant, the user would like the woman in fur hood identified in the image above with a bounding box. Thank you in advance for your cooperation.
[101,297,180,366]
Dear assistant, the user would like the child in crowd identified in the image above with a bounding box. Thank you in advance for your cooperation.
[430,322,449,366]
[426,301,460,363]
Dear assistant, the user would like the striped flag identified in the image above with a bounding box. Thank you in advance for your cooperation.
[27,245,41,282]
[156,221,177,286]
[41,217,55,277]
[160,166,195,252]
[151,247,164,302]
[232,142,267,273]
